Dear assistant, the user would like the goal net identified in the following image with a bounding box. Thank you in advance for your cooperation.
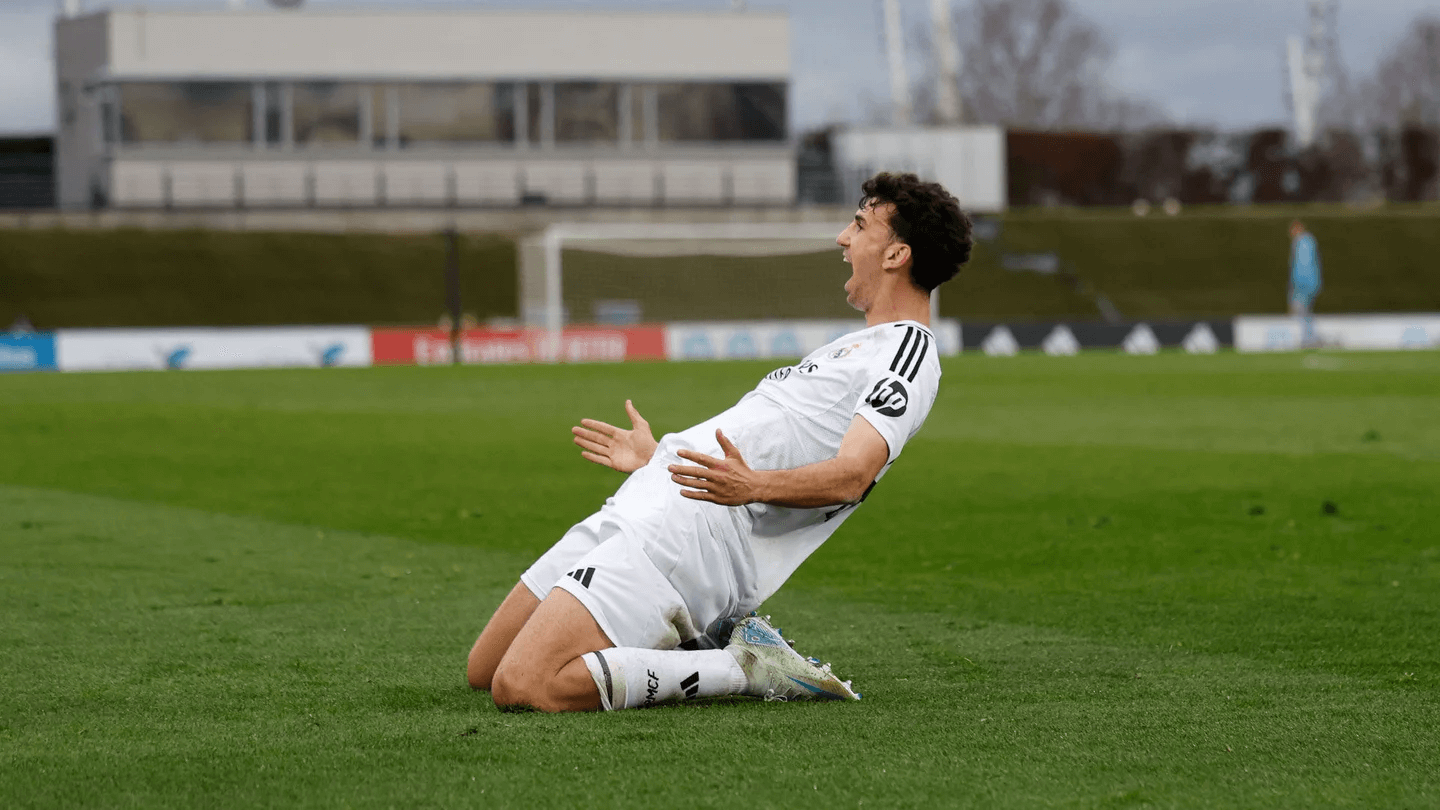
[518,222,947,360]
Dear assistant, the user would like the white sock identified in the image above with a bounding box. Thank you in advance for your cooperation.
[581,647,748,710]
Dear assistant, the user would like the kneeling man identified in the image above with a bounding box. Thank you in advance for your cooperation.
[467,173,973,712]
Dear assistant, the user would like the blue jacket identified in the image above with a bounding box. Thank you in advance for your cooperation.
[1290,232,1322,299]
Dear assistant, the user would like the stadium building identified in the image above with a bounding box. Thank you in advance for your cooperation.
[53,4,792,209]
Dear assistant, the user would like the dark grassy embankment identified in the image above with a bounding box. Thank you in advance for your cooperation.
[2,205,1436,329]
[0,228,515,329]
[956,206,1440,320]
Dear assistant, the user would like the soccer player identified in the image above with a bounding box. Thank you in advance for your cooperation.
[467,173,973,712]
[1289,220,1323,348]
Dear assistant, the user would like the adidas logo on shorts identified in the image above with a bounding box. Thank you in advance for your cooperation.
[681,672,700,699]
[566,567,596,588]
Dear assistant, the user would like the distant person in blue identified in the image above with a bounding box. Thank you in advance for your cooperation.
[1288,220,1322,348]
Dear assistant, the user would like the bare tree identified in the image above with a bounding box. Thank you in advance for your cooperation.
[1355,15,1440,128]
[914,0,1166,131]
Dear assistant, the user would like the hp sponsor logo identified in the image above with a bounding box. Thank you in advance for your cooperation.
[865,379,909,417]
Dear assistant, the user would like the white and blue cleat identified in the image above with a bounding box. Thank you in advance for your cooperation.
[725,615,861,702]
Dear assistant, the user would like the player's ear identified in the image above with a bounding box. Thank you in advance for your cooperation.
[884,241,911,271]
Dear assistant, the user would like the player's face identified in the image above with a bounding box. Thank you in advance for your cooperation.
[837,202,898,312]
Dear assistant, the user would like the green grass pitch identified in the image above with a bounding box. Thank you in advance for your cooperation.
[2,351,1437,808]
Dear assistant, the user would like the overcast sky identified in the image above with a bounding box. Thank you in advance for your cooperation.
[1,0,1437,135]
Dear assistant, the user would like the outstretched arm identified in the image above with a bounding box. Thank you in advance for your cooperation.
[668,416,889,508]
[571,399,658,474]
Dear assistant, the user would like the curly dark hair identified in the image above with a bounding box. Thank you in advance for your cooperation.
[860,172,973,292]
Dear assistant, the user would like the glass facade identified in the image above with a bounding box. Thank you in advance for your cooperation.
[370,86,394,148]
[525,83,546,146]
[107,80,784,148]
[554,82,619,143]
[628,84,650,145]
[117,82,253,144]
[396,83,515,145]
[98,88,118,145]
[293,82,362,145]
[733,83,787,141]
[657,82,786,142]
[260,82,285,146]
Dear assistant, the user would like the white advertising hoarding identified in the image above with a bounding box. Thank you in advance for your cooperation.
[56,327,373,372]
[1234,315,1440,352]
[664,319,962,361]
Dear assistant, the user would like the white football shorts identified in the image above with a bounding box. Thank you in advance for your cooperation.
[520,510,708,651]
[519,464,749,651]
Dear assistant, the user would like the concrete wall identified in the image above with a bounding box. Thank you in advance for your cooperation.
[54,13,110,208]
[833,126,1009,212]
[100,9,788,80]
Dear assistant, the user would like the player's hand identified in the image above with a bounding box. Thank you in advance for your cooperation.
[572,399,657,474]
[669,429,762,506]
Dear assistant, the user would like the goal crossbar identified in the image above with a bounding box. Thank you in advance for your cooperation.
[527,221,940,356]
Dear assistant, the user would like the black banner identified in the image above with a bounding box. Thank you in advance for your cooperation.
[961,320,1234,352]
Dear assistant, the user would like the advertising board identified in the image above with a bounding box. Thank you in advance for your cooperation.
[55,327,373,371]
[1234,315,1440,352]
[0,333,58,371]
[962,321,1232,354]
[664,319,962,361]
[371,326,666,365]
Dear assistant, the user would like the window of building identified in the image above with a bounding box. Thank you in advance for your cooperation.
[634,84,658,145]
[554,82,620,143]
[370,86,396,149]
[98,88,118,145]
[395,83,515,145]
[293,82,362,145]
[102,79,785,150]
[259,82,286,147]
[59,81,76,131]
[656,82,787,142]
[525,83,549,146]
[117,82,253,144]
[733,83,787,141]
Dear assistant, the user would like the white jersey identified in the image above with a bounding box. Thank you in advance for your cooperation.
[597,319,942,622]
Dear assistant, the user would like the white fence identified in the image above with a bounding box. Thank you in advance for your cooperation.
[107,155,797,209]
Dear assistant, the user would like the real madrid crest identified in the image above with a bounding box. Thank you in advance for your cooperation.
[828,343,861,360]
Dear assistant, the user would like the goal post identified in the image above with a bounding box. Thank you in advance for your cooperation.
[519,222,943,360]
